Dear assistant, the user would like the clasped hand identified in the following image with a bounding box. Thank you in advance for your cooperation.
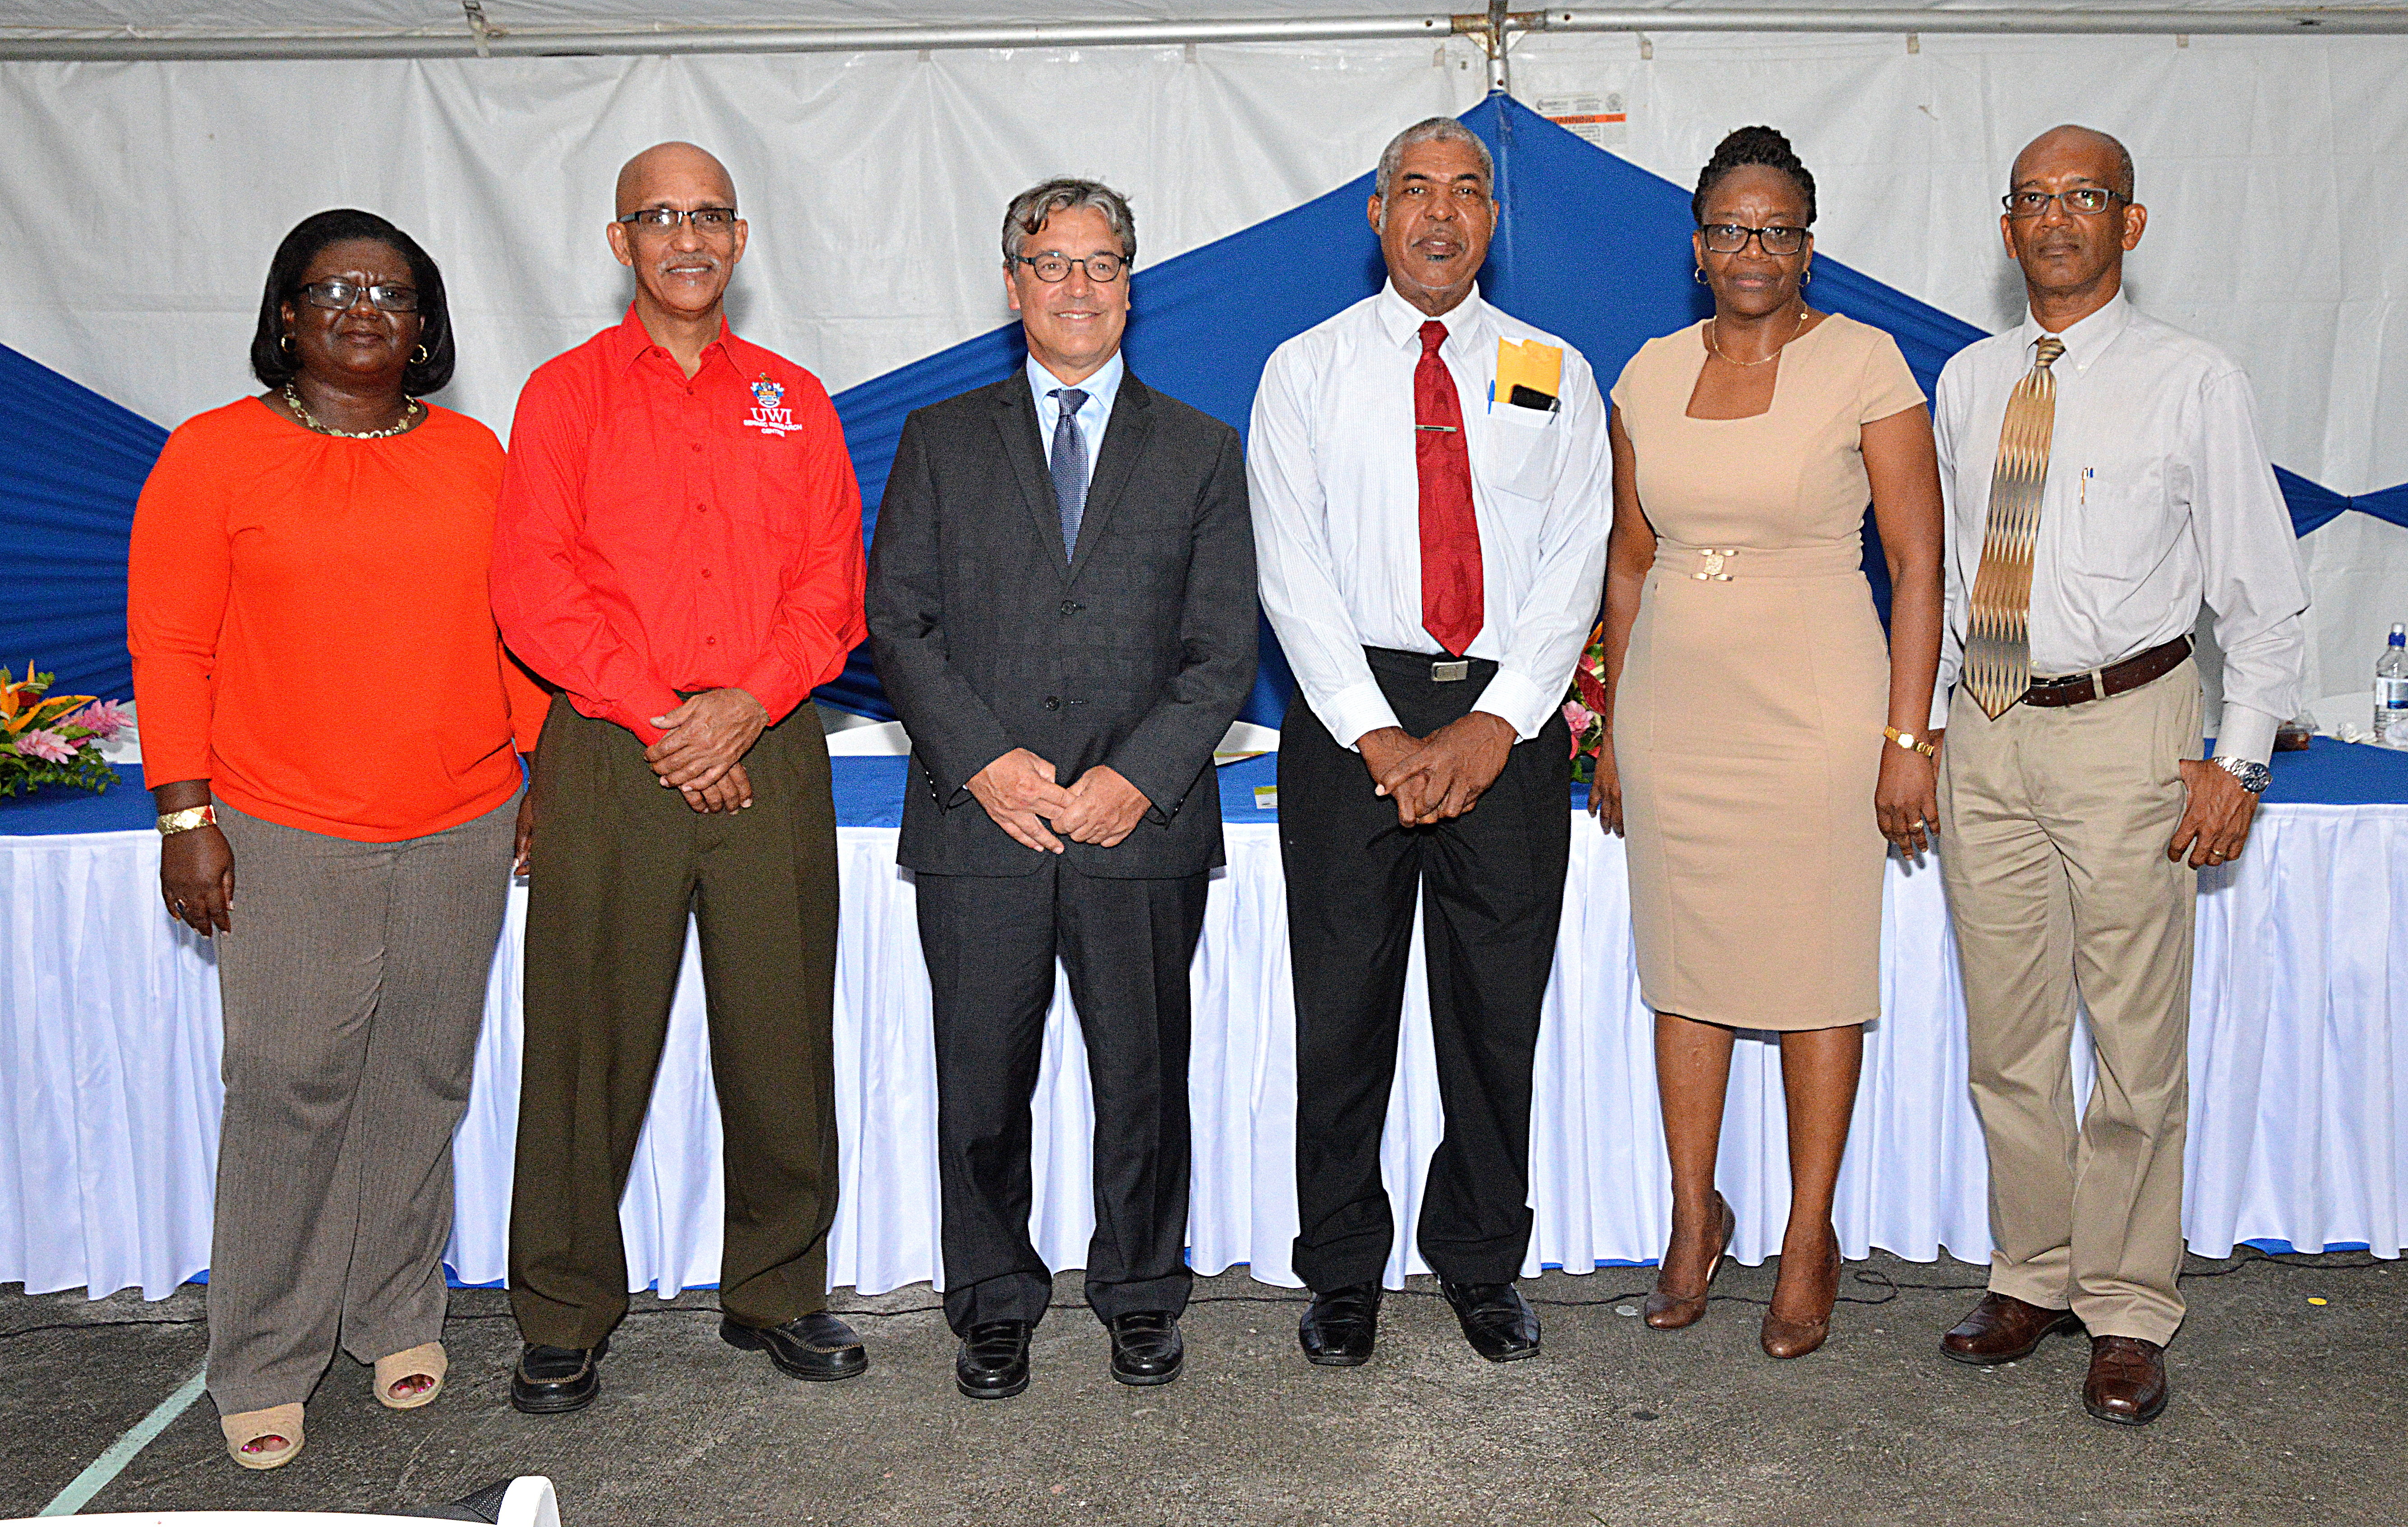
[1360,713,1517,827]
[646,687,768,813]
[967,748,1152,853]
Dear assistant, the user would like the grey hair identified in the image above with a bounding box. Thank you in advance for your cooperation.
[1001,178,1136,269]
[1374,117,1495,203]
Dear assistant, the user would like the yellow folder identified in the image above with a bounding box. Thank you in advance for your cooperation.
[1496,338,1564,404]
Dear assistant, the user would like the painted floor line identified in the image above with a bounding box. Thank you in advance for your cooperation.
[40,1364,208,1517]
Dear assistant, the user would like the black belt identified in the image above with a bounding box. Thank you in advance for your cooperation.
[1363,646,1494,686]
[2021,635,2192,709]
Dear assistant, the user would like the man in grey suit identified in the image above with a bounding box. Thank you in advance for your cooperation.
[867,178,1256,1400]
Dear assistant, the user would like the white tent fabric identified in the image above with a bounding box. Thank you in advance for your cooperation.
[0,30,2399,708]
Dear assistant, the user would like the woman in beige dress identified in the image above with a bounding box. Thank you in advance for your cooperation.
[1591,127,1945,1358]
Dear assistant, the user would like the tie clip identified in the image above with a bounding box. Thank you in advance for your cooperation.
[1416,424,1458,433]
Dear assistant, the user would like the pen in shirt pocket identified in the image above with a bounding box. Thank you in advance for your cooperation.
[2081,466,2093,506]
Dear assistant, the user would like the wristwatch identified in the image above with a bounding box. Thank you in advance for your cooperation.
[1882,726,1937,758]
[157,804,218,835]
[2210,756,2271,795]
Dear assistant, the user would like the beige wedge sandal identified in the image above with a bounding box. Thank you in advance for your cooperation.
[374,1342,447,1410]
[221,1403,304,1470]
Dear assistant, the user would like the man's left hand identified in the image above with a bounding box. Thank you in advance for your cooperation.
[1377,712,1517,826]
[1053,766,1152,848]
[2169,758,2261,869]
[647,688,770,790]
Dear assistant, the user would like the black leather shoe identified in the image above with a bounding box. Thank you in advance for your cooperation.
[510,1338,606,1415]
[1439,1280,1541,1362]
[720,1312,867,1382]
[955,1319,1033,1399]
[1107,1312,1185,1386]
[1298,1283,1381,1367]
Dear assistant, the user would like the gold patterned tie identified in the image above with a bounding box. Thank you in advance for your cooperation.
[1963,335,2067,720]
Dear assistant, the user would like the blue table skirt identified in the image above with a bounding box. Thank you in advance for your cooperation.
[9,736,2404,838]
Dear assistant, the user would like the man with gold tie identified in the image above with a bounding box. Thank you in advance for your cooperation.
[1928,125,2309,1426]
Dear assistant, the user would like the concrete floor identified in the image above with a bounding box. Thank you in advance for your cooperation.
[5,1250,2400,1526]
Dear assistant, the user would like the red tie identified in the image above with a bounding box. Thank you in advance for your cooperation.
[1415,319,1483,656]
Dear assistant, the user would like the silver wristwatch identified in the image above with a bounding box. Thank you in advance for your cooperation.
[2211,756,2271,795]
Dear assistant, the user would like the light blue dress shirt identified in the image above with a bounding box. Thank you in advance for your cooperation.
[1027,348,1124,490]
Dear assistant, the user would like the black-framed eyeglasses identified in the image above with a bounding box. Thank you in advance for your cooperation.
[618,206,740,233]
[1698,222,1809,256]
[1011,252,1128,284]
[297,279,419,314]
[2002,187,2128,219]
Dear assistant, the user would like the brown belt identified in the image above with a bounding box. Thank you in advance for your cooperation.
[2021,635,2193,710]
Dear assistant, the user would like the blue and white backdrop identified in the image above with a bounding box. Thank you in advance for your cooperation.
[3,34,2405,1300]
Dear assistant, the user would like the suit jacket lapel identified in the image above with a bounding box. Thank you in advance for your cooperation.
[1066,371,1154,583]
[992,378,1070,580]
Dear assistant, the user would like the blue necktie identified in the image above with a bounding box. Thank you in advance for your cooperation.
[1049,387,1089,554]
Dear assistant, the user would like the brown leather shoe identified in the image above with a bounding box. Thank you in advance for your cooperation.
[2083,1336,2168,1426]
[1759,1227,1839,1359]
[1940,1292,2082,1365]
[1643,1193,1735,1330]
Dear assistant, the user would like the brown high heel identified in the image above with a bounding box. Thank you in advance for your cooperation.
[1760,1227,1841,1359]
[1643,1192,1735,1330]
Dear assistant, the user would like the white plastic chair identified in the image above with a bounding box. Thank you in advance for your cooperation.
[4,1475,560,1527]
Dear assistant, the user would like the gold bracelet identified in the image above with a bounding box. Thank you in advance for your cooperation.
[1883,727,1936,758]
[157,804,218,835]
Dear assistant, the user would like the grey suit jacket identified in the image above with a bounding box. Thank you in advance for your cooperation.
[866,367,1257,878]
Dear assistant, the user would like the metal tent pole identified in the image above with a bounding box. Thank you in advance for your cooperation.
[0,5,2401,62]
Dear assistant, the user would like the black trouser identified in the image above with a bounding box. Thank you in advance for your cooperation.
[1281,649,1571,1292]
[508,698,840,1349]
[916,858,1208,1333]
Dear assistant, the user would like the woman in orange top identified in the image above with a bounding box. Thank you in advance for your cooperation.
[127,209,545,1471]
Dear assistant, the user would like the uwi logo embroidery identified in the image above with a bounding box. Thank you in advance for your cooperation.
[745,374,798,436]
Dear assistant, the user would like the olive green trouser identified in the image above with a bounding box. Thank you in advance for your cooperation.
[507,697,838,1348]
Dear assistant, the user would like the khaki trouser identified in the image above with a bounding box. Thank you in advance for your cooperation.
[1937,660,2202,1347]
[507,698,840,1349]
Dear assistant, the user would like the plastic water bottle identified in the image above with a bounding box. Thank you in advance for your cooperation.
[2377,624,2408,746]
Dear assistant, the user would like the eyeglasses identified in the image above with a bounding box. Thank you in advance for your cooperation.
[297,279,419,314]
[2002,187,2128,218]
[1698,222,1809,257]
[1011,253,1127,284]
[618,206,740,233]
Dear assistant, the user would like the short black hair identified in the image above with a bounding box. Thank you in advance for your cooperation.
[249,208,455,395]
[1692,125,1817,228]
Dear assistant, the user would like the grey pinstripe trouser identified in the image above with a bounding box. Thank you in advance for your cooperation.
[204,791,517,1414]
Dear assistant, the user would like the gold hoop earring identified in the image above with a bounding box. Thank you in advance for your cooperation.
[411,344,429,364]
[1801,267,1813,285]
[279,333,295,353]
[1693,267,1708,285]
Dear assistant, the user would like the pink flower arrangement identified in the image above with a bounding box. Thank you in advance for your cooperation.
[14,729,76,764]
[68,699,132,738]
[0,664,122,797]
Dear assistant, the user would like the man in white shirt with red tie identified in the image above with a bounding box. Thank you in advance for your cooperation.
[1249,116,1610,1368]
[1928,125,2309,1426]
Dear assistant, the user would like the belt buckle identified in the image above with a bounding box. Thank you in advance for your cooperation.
[1691,548,1736,581]
[1431,660,1470,683]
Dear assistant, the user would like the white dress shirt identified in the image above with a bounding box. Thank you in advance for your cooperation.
[1248,282,1612,747]
[1932,294,2309,764]
[1028,348,1123,490]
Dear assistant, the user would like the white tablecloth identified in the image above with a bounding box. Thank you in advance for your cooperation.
[6,807,2404,1301]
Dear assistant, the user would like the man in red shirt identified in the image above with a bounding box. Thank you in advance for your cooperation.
[490,141,868,1413]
